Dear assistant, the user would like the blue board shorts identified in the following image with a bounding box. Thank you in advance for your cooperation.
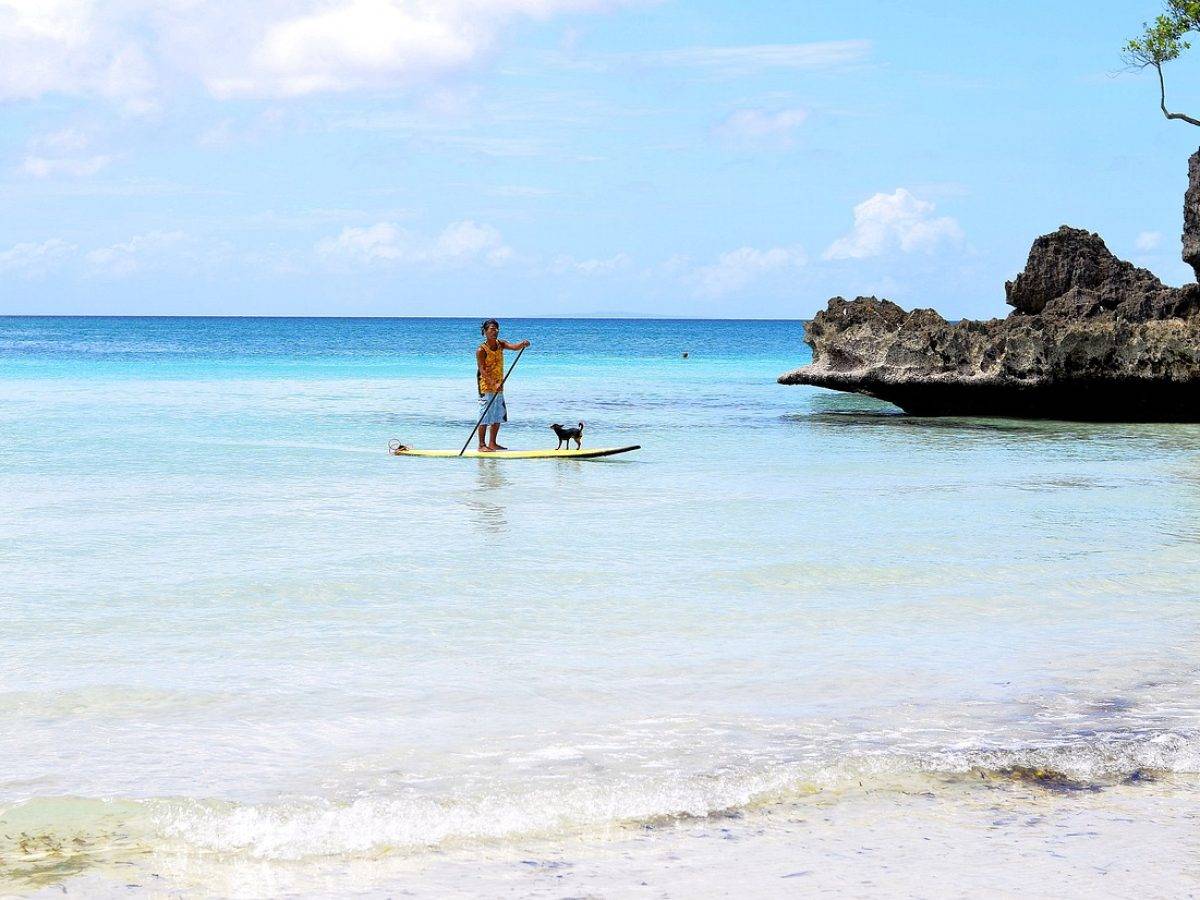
[478,391,507,425]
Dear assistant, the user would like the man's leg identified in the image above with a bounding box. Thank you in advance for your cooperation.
[488,423,505,450]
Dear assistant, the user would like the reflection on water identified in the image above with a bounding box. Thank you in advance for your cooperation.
[466,460,511,533]
[552,457,589,490]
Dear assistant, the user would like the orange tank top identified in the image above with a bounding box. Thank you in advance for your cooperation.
[477,342,504,395]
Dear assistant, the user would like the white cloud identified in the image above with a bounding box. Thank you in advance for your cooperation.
[717,107,808,147]
[0,1,643,104]
[0,0,155,104]
[86,230,189,276]
[641,40,871,76]
[823,188,963,260]
[432,220,512,264]
[1135,230,1163,252]
[659,253,692,275]
[693,244,806,298]
[549,252,631,275]
[0,237,77,277]
[20,127,112,178]
[209,0,479,98]
[316,220,512,267]
[316,222,406,262]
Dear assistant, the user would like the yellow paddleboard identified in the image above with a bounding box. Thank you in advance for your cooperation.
[390,442,640,460]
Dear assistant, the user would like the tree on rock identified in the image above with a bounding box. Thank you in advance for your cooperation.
[1125,1,1200,126]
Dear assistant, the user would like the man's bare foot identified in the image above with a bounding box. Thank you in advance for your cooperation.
[491,443,508,451]
[478,445,494,453]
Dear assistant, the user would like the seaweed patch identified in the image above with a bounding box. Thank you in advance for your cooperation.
[978,766,1103,794]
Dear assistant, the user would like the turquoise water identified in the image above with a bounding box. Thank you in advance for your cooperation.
[2,317,1199,896]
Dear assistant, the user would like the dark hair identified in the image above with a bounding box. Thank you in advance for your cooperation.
[480,318,500,335]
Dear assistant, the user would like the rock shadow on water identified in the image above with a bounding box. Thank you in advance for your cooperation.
[785,397,1200,451]
[786,389,1052,433]
[784,401,1062,441]
[798,411,1051,437]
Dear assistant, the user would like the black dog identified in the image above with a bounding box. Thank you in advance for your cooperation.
[550,421,584,449]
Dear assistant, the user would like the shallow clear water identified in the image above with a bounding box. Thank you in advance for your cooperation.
[1,317,1198,896]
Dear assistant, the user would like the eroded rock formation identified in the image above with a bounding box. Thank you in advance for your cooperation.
[778,152,1200,421]
[1185,151,1200,280]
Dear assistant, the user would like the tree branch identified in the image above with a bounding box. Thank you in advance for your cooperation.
[1156,60,1200,126]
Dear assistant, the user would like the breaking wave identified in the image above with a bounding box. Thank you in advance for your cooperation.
[3,728,1194,870]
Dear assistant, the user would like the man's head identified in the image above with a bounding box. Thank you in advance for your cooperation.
[481,318,500,338]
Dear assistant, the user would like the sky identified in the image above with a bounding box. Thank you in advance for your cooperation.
[2,0,1200,318]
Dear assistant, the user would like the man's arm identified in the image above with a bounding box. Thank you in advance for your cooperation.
[500,339,530,350]
[468,343,487,388]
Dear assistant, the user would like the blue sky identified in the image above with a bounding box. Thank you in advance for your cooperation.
[2,0,1199,318]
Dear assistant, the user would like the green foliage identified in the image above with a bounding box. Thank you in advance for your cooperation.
[1125,1,1200,126]
[1124,13,1189,67]
[1169,0,1200,24]
[1123,2,1200,66]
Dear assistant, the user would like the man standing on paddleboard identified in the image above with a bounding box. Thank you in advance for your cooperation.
[476,319,530,452]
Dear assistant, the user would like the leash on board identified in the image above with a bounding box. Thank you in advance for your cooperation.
[459,346,525,457]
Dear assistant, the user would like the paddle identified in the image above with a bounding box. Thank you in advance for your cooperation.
[459,345,525,456]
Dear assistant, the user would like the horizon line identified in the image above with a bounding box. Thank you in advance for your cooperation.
[0,313,811,322]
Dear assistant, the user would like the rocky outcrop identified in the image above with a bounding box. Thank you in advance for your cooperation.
[1004,228,1169,317]
[1185,151,1200,280]
[778,153,1200,421]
